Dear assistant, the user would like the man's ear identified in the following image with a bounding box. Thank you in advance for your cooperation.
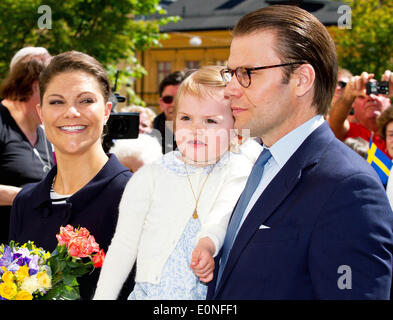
[293,63,315,98]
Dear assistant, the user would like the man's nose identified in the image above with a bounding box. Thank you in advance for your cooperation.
[224,76,243,98]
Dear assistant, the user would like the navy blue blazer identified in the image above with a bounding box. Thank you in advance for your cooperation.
[207,122,393,300]
[9,154,133,300]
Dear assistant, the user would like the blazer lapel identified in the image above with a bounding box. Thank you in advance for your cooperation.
[214,121,335,296]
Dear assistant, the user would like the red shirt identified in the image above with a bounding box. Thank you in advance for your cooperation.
[345,122,389,157]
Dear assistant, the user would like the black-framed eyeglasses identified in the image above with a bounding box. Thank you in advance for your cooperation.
[220,61,306,88]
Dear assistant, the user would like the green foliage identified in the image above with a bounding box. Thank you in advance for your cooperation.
[0,0,180,104]
[330,0,393,79]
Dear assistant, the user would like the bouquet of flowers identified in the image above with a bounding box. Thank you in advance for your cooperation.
[0,225,105,300]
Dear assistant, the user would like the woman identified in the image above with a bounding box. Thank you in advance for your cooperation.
[0,47,53,243]
[9,51,134,299]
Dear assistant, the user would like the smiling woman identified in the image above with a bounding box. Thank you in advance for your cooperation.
[8,51,135,300]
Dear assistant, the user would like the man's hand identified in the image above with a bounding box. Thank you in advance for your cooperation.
[382,70,393,98]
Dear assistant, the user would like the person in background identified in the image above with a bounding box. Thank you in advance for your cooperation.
[378,106,393,208]
[0,47,53,244]
[120,105,156,135]
[153,70,189,154]
[93,66,261,300]
[343,137,368,159]
[9,51,134,300]
[328,70,392,156]
[109,133,163,172]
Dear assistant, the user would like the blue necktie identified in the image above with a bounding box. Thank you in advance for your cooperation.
[216,148,272,288]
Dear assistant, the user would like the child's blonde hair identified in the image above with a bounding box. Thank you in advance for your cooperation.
[174,65,226,117]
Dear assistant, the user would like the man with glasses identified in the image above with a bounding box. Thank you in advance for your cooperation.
[207,5,393,300]
[153,70,188,153]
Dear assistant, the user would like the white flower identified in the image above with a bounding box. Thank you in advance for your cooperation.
[20,275,40,294]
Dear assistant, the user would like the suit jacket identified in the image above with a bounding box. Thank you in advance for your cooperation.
[9,154,134,300]
[207,122,393,299]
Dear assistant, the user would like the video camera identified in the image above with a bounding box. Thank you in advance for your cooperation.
[366,80,389,95]
[102,71,140,152]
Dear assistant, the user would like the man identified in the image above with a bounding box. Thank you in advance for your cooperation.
[153,70,188,153]
[207,5,393,299]
[328,71,392,156]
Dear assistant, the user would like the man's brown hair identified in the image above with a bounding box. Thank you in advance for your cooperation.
[233,5,337,115]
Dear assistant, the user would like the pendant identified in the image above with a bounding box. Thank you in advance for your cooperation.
[193,208,199,219]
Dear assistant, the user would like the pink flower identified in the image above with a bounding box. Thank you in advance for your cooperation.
[67,235,100,258]
[56,225,76,246]
[92,249,105,268]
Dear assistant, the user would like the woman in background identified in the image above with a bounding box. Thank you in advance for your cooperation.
[0,47,53,243]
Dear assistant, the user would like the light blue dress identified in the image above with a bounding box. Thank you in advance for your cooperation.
[128,217,207,300]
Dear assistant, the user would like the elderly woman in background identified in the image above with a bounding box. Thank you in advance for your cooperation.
[377,106,393,208]
[120,105,156,135]
[0,47,53,243]
[9,51,134,299]
[110,133,163,172]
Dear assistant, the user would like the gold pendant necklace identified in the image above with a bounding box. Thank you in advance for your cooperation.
[184,161,217,219]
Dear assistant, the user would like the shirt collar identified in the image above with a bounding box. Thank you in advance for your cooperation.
[264,115,325,169]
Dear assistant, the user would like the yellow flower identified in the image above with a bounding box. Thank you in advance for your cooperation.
[15,265,29,283]
[2,271,14,283]
[0,266,7,273]
[37,271,51,289]
[0,282,17,300]
[15,290,33,300]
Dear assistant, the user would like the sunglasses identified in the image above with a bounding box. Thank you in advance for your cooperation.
[161,95,174,104]
[338,81,347,88]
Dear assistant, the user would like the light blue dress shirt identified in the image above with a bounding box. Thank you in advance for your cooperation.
[237,115,325,230]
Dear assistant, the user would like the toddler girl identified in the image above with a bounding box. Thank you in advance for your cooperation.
[93,66,261,300]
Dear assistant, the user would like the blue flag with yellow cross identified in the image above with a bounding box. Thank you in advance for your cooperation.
[366,138,392,185]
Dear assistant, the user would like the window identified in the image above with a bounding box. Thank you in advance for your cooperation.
[186,61,200,70]
[157,61,172,86]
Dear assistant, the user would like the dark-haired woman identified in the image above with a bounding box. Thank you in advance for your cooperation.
[0,48,54,244]
[9,51,134,299]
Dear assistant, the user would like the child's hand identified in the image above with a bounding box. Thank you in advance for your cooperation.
[190,237,216,283]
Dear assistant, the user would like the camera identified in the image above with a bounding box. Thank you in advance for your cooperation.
[366,81,389,95]
[106,112,139,140]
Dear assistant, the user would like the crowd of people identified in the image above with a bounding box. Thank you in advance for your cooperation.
[1,5,393,300]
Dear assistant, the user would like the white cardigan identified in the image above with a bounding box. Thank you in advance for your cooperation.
[94,140,261,299]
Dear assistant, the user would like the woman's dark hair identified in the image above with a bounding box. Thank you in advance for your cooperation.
[0,54,51,101]
[39,51,111,103]
[233,5,337,115]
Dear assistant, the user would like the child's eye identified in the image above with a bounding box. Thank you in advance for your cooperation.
[207,119,217,124]
[180,116,191,121]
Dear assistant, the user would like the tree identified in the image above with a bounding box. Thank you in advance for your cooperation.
[0,0,179,105]
[329,0,393,79]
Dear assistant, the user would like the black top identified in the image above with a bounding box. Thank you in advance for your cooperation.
[153,112,177,154]
[9,154,134,300]
[0,102,54,243]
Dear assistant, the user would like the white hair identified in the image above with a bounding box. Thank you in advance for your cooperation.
[10,47,50,69]
[110,134,163,170]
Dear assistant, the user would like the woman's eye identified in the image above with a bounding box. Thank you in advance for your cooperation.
[48,100,63,105]
[80,98,94,104]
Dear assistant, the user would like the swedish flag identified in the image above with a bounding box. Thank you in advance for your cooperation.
[366,139,392,185]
